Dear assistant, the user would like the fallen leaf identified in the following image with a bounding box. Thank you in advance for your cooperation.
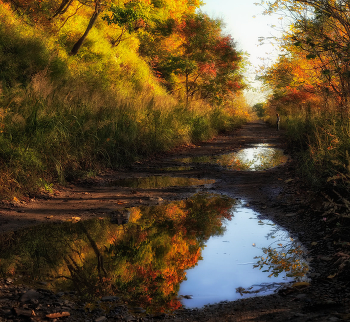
[327,274,337,279]
[285,179,294,183]
[13,197,20,203]
[46,312,70,319]
[311,242,318,246]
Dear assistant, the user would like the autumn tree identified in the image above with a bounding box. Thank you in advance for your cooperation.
[259,0,350,113]
[141,13,244,105]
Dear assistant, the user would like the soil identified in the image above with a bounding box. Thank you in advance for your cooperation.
[1,120,350,321]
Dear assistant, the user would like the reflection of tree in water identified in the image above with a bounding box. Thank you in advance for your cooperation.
[0,193,235,313]
[175,147,288,171]
[263,222,285,241]
[217,148,288,171]
[254,239,309,280]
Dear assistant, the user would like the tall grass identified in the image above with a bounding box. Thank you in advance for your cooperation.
[0,81,248,198]
[264,104,350,190]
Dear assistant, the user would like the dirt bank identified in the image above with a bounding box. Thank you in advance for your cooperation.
[1,121,350,321]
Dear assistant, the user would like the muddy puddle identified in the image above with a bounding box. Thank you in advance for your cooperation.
[108,176,214,188]
[176,144,288,171]
[0,193,308,314]
[179,202,308,308]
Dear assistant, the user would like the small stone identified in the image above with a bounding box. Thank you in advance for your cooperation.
[20,289,40,302]
[95,316,107,322]
[285,213,297,217]
[5,278,13,284]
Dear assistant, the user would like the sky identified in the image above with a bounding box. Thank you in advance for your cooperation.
[200,0,285,105]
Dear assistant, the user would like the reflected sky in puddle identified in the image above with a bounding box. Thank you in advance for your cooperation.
[179,203,308,308]
[0,194,308,314]
[176,144,289,171]
[109,176,215,188]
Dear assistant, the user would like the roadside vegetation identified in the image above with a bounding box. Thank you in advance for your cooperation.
[0,0,250,199]
[257,1,350,222]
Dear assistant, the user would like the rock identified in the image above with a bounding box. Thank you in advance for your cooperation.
[285,213,297,217]
[295,294,307,299]
[5,278,13,284]
[14,307,34,317]
[95,316,107,322]
[20,289,40,302]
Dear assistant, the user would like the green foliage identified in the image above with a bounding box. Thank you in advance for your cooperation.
[252,103,266,118]
[103,2,150,33]
[0,1,249,199]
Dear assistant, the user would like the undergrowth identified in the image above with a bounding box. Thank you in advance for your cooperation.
[0,3,250,199]
[265,105,350,230]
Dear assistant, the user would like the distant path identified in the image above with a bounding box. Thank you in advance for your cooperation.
[0,120,288,233]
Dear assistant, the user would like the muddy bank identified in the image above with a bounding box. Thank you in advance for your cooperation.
[1,121,350,321]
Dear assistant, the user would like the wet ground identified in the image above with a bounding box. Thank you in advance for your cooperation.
[1,121,350,321]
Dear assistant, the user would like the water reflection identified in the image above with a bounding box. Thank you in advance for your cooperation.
[0,193,234,313]
[175,144,288,171]
[254,240,308,279]
[108,176,214,188]
[0,196,308,313]
[178,204,308,308]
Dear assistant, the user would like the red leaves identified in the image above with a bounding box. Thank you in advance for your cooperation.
[199,63,217,77]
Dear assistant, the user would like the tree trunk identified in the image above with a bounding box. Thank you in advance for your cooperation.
[52,0,73,19]
[70,1,101,55]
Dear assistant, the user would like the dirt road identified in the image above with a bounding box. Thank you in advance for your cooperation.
[1,121,349,321]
